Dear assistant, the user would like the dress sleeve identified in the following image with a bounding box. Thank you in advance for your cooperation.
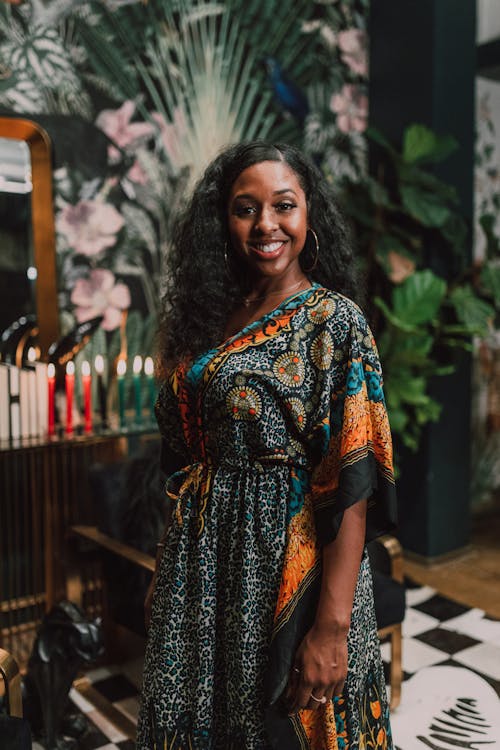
[155,372,190,478]
[310,305,397,546]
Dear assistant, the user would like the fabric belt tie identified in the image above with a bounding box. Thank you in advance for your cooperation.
[164,454,312,528]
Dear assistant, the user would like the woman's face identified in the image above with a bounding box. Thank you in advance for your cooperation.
[227,160,308,284]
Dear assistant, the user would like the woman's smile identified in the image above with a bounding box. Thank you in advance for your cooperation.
[247,238,289,258]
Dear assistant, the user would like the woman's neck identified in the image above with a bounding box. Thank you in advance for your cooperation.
[242,271,310,305]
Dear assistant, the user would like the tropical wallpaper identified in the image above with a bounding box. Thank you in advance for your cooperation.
[0,0,372,419]
[1,0,499,501]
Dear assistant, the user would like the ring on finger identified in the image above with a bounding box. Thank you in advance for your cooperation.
[310,693,327,704]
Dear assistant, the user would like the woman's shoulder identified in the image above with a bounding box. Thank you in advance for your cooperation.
[309,286,367,326]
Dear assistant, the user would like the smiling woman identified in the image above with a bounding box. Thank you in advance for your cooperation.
[156,142,358,373]
[224,160,311,336]
[139,142,397,750]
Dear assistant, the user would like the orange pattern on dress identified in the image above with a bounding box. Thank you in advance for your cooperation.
[274,495,319,621]
[311,373,394,507]
[299,702,338,750]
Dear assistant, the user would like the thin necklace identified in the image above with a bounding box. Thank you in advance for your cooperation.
[241,279,309,307]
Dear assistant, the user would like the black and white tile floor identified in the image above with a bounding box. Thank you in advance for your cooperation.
[33,582,500,749]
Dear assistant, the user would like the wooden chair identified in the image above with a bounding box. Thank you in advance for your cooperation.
[0,648,23,717]
[0,648,32,749]
[368,534,405,710]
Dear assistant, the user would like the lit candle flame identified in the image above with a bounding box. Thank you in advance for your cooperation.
[82,360,91,377]
[48,363,55,378]
[95,355,104,374]
[27,347,37,363]
[144,357,154,376]
[133,355,143,375]
[66,361,75,376]
[117,358,127,377]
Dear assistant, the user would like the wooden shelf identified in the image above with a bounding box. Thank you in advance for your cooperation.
[0,425,158,453]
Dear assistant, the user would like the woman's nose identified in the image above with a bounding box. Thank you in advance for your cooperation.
[254,208,278,233]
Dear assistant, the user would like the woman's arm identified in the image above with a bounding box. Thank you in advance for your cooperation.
[287,498,367,712]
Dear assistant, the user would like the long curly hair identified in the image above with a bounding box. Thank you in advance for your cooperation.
[157,141,360,373]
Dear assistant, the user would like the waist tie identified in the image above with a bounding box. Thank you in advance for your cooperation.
[164,454,312,534]
[165,462,208,531]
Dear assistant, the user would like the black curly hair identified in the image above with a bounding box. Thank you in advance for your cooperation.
[156,141,361,373]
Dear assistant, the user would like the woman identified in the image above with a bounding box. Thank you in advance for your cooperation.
[137,142,397,750]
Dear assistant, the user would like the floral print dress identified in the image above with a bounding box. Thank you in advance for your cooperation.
[137,284,397,750]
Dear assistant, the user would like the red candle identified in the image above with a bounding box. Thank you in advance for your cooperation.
[82,360,92,434]
[65,361,75,436]
[47,363,56,437]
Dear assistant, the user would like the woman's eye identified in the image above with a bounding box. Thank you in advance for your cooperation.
[276,202,296,211]
[234,205,256,216]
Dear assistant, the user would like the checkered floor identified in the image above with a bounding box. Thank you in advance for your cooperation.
[32,581,500,749]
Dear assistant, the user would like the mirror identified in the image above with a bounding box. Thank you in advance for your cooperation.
[0,117,59,360]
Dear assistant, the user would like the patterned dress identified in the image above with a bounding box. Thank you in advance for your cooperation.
[137,284,397,750]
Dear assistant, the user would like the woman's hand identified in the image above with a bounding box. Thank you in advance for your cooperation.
[285,623,348,713]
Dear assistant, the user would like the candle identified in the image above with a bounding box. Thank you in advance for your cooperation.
[117,358,126,429]
[47,363,56,437]
[94,355,108,430]
[144,356,156,423]
[82,360,92,434]
[65,361,75,436]
[133,355,142,425]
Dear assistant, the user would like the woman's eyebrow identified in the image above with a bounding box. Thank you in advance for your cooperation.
[233,188,298,201]
[273,188,298,196]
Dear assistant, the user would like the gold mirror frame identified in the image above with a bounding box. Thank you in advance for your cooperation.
[0,117,59,360]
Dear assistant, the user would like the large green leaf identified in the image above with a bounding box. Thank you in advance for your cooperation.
[398,163,459,204]
[392,270,446,325]
[402,124,458,165]
[400,185,451,227]
[449,285,495,334]
[373,297,418,333]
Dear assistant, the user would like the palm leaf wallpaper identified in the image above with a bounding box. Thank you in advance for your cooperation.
[0,0,369,325]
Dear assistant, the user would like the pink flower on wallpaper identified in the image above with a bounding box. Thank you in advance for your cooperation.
[151,109,187,171]
[330,84,369,134]
[96,100,155,161]
[71,269,131,331]
[57,200,125,256]
[338,29,368,77]
[127,158,148,185]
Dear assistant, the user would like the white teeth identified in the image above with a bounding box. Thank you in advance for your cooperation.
[254,242,284,253]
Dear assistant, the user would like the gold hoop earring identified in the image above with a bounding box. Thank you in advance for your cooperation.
[224,242,231,274]
[302,228,319,273]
